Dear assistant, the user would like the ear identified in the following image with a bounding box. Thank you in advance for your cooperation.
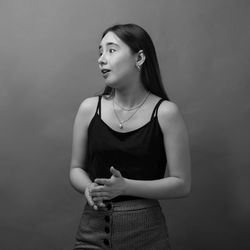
[136,50,146,67]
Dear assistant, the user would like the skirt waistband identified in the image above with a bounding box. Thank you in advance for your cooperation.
[85,198,160,212]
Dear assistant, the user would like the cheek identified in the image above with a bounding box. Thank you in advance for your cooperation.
[114,56,135,75]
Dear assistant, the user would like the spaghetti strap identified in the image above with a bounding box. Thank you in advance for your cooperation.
[95,95,102,118]
[150,99,165,120]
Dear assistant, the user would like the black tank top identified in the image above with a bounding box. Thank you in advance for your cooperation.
[85,95,167,201]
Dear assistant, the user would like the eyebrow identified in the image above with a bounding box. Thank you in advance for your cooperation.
[99,42,119,50]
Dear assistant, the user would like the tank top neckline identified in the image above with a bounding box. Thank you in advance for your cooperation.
[95,112,158,135]
[91,95,165,135]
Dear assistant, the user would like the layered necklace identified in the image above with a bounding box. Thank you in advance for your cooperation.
[113,91,150,129]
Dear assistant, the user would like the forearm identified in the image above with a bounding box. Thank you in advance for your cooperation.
[123,177,190,200]
[69,167,92,194]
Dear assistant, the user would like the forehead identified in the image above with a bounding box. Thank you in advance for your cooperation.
[99,31,128,49]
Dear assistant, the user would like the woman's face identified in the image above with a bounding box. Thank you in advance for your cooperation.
[98,31,137,87]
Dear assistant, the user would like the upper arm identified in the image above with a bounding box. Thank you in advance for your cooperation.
[70,97,98,170]
[158,101,191,190]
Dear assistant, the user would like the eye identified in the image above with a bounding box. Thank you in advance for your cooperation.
[109,48,116,53]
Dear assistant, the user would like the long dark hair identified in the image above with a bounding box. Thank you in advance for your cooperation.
[100,23,170,100]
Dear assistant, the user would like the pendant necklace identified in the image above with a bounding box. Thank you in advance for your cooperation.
[113,92,150,129]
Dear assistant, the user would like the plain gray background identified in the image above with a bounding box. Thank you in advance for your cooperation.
[1,1,250,249]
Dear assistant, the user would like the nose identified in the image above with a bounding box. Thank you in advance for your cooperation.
[98,53,107,66]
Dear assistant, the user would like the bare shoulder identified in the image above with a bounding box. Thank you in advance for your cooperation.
[158,100,180,119]
[157,100,186,131]
[76,96,99,124]
[78,96,99,114]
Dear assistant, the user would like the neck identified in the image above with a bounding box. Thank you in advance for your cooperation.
[114,84,149,109]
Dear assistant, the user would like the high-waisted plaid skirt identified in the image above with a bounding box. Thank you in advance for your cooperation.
[73,198,171,250]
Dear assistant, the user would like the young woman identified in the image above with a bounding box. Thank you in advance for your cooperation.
[70,23,191,250]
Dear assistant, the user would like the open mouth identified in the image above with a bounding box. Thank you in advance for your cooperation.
[101,69,111,74]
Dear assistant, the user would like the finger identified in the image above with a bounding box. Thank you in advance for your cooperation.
[93,196,110,202]
[110,166,122,177]
[91,185,109,193]
[91,191,110,197]
[94,178,111,185]
[97,201,106,207]
[85,186,94,207]
[87,182,98,194]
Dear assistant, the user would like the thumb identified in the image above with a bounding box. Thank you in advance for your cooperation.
[110,166,122,177]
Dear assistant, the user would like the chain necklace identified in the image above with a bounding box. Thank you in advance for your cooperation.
[114,92,149,111]
[113,92,150,129]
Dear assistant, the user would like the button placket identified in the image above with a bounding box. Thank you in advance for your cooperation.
[103,202,112,248]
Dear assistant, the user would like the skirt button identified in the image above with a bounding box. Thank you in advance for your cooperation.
[106,203,112,210]
[103,238,109,246]
[104,215,110,223]
[105,226,110,233]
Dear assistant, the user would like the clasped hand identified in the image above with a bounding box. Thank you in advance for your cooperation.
[85,166,126,210]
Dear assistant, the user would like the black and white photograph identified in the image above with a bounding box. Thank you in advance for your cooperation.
[0,1,249,249]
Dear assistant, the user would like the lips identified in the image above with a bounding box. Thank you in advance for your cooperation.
[101,69,111,74]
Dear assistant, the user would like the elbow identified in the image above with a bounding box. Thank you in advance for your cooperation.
[69,166,75,179]
[182,185,191,197]
[68,165,82,185]
[177,179,191,198]
[68,168,75,186]
[181,182,191,197]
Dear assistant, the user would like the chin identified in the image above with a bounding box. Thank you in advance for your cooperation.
[104,79,119,88]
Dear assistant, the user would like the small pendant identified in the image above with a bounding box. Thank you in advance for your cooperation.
[119,123,123,129]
